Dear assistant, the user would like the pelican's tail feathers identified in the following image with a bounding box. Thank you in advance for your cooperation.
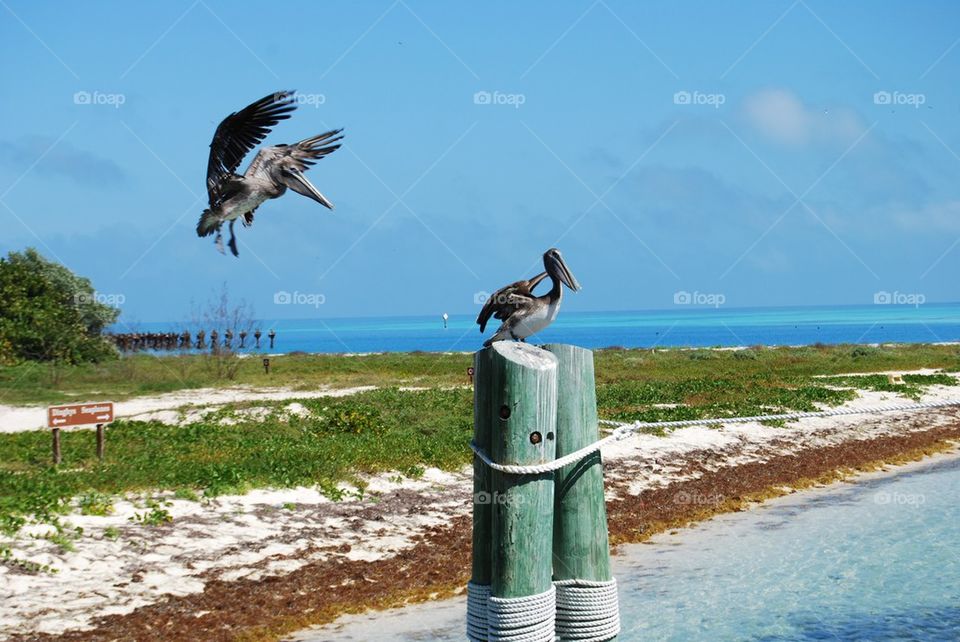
[197,209,220,237]
[483,326,512,348]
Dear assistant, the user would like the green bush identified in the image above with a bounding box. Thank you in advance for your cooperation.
[0,248,118,364]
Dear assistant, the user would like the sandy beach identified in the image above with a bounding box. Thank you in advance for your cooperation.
[3,372,960,640]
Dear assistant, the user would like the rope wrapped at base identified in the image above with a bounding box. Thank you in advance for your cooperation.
[554,578,620,641]
[466,582,491,641]
[486,584,556,642]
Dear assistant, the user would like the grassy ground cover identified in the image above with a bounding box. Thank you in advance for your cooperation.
[1,343,959,406]
[1,343,959,546]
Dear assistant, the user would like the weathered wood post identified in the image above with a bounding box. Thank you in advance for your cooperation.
[96,424,105,461]
[52,428,61,466]
[468,342,559,642]
[468,348,495,641]
[545,343,619,641]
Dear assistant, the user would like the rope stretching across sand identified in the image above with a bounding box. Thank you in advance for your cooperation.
[470,399,960,476]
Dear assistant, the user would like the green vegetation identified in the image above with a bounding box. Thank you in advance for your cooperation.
[2,342,960,407]
[0,388,473,535]
[130,498,173,526]
[0,344,958,542]
[78,491,114,516]
[173,487,200,502]
[0,248,119,366]
[821,373,957,401]
[592,344,960,424]
[43,527,79,553]
[0,351,472,405]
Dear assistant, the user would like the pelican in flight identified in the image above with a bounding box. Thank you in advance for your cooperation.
[477,248,581,347]
[197,91,343,256]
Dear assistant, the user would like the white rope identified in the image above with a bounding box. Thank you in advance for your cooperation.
[486,585,556,642]
[466,582,491,642]
[554,578,620,641]
[471,399,960,476]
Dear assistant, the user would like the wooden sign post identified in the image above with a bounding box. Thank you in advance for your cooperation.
[46,402,114,465]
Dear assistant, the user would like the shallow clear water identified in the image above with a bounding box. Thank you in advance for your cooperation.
[298,455,960,641]
[127,303,960,354]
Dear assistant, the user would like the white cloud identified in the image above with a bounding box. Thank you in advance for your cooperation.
[741,88,865,147]
[892,200,960,233]
[0,137,126,188]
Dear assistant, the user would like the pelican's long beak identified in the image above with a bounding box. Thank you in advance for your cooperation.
[283,167,334,210]
[556,255,582,292]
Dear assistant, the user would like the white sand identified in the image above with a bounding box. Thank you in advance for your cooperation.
[0,468,471,636]
[0,385,377,433]
[600,378,960,495]
[2,374,960,637]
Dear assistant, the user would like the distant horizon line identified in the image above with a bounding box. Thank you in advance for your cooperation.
[115,300,960,328]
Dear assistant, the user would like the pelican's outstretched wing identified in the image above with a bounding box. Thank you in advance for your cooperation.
[245,130,344,177]
[245,129,344,208]
[206,91,297,207]
[476,272,548,333]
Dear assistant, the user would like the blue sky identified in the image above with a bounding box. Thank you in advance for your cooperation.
[1,0,958,325]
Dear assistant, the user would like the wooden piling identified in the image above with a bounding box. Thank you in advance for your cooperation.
[470,349,495,592]
[545,343,616,640]
[96,424,105,461]
[484,342,558,600]
[52,428,61,466]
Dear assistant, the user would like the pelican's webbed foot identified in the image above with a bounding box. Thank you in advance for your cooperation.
[227,220,239,257]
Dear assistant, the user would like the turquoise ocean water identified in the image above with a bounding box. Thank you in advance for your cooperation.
[128,303,960,353]
[306,454,960,641]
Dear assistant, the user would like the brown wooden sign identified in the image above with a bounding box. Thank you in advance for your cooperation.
[47,402,114,428]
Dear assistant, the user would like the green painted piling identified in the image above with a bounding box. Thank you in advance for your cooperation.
[482,342,558,600]
[545,343,616,639]
[471,349,495,590]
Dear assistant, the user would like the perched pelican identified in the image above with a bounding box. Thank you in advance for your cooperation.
[197,91,343,256]
[478,249,581,347]
[476,272,547,333]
